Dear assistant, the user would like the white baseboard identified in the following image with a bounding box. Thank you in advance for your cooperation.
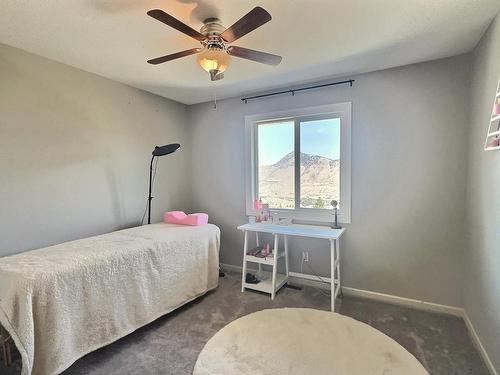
[462,311,498,375]
[289,271,331,285]
[220,262,497,375]
[341,286,464,316]
[221,263,462,315]
[290,271,464,316]
[221,263,249,274]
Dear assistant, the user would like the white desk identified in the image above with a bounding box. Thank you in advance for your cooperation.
[237,223,345,311]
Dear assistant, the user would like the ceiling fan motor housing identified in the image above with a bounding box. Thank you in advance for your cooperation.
[201,18,226,36]
[200,18,227,51]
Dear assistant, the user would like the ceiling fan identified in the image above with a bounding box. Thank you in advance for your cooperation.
[146,6,282,81]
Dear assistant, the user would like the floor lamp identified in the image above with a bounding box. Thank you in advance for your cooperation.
[148,143,181,224]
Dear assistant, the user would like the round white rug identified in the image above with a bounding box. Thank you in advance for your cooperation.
[194,308,428,375]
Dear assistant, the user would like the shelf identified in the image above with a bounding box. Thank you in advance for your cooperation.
[487,130,500,137]
[245,252,284,265]
[485,145,500,151]
[491,115,500,123]
[243,271,288,294]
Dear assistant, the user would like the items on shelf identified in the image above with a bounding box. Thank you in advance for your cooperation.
[247,246,263,256]
[248,214,291,225]
[246,244,273,258]
[487,137,500,148]
[253,197,272,223]
[245,273,260,284]
[493,97,500,116]
[261,243,272,257]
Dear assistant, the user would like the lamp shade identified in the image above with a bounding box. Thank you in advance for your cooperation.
[197,48,230,73]
[152,143,181,157]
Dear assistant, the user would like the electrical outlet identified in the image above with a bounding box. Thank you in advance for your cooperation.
[302,251,310,262]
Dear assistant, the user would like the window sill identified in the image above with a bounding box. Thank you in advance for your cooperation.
[246,208,350,225]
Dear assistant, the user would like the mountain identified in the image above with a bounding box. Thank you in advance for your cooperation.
[259,152,339,209]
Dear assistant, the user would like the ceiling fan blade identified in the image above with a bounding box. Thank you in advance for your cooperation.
[228,46,282,66]
[147,48,202,65]
[147,9,206,41]
[220,7,271,43]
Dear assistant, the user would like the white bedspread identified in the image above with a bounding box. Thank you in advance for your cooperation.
[0,223,220,375]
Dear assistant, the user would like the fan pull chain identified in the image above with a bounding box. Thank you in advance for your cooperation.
[213,87,217,110]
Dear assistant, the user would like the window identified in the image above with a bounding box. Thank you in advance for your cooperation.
[257,120,295,209]
[245,103,351,223]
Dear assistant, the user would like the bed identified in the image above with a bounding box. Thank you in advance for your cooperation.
[0,223,220,375]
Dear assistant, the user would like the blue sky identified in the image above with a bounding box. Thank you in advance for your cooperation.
[258,118,340,165]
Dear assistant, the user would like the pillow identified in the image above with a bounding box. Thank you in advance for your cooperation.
[164,211,209,226]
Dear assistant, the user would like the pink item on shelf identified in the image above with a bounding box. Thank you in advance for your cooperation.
[260,243,271,257]
[493,103,500,116]
[487,138,500,148]
[163,211,209,226]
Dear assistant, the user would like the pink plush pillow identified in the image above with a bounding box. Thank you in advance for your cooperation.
[164,211,209,226]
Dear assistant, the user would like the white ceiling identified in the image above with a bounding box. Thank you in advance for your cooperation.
[1,0,498,104]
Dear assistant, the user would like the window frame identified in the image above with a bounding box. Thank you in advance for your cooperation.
[245,102,352,224]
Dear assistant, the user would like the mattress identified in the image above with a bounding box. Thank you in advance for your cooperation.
[0,223,220,375]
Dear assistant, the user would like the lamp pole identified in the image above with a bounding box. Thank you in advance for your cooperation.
[148,155,156,225]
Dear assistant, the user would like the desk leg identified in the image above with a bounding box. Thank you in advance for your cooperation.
[271,234,279,300]
[284,234,290,279]
[241,231,248,292]
[330,239,335,312]
[256,232,262,277]
[336,239,341,299]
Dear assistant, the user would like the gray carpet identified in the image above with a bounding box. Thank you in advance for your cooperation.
[1,271,488,375]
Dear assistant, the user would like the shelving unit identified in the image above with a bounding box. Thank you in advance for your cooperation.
[239,228,289,300]
[484,77,500,151]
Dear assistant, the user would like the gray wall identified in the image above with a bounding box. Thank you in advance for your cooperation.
[0,44,191,257]
[188,55,471,307]
[464,14,500,371]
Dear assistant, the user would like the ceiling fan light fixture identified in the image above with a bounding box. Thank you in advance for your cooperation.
[146,7,281,81]
[197,47,230,75]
